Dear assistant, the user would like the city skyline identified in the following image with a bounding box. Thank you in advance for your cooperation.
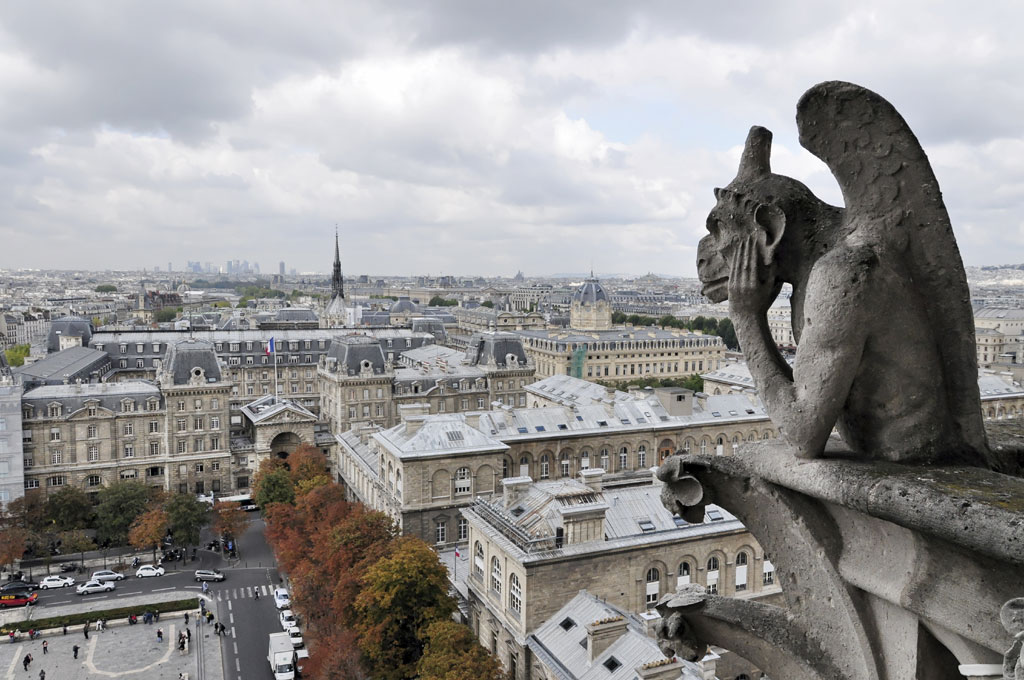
[1,3,1023,275]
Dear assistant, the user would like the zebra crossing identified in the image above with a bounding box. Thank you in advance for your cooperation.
[207,584,274,601]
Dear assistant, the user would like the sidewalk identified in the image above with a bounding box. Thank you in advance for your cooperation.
[0,611,224,680]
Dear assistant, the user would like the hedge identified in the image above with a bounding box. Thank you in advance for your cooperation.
[0,597,200,634]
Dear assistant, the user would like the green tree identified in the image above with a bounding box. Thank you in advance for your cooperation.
[680,374,704,392]
[428,296,458,307]
[154,309,177,323]
[253,459,296,507]
[237,296,251,308]
[165,493,209,558]
[95,481,154,546]
[480,300,494,308]
[94,284,117,293]
[716,317,739,350]
[354,536,457,680]
[58,530,96,567]
[417,620,507,680]
[45,486,94,531]
[4,344,30,367]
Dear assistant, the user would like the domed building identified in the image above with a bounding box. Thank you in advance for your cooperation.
[389,296,420,325]
[570,273,612,330]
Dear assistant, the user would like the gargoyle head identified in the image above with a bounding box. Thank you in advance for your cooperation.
[697,126,823,302]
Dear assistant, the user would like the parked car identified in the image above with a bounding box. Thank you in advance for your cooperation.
[59,563,78,573]
[0,580,39,593]
[194,569,225,582]
[241,503,259,512]
[77,580,115,595]
[279,609,297,630]
[135,565,166,578]
[39,575,75,589]
[287,626,304,648]
[0,591,38,608]
[91,570,125,582]
[273,588,291,610]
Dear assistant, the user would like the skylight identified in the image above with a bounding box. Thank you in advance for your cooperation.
[711,411,722,417]
[576,415,584,421]
[707,508,724,521]
[620,419,630,425]
[445,431,464,442]
[557,424,568,430]
[517,427,528,434]
[597,420,608,427]
[559,617,576,631]
[535,425,546,432]
[603,657,621,672]
[638,519,656,533]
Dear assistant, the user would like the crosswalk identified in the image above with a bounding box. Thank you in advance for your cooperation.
[206,584,274,601]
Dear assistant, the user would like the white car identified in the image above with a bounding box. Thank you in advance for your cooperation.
[135,565,166,578]
[77,580,115,595]
[91,570,125,582]
[39,575,75,589]
[279,609,297,630]
[273,588,291,610]
[287,626,303,648]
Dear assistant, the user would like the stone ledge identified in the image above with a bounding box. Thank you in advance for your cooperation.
[691,440,1024,565]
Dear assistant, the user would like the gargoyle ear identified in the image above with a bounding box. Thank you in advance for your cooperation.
[754,203,785,262]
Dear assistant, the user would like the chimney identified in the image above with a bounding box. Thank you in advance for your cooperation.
[693,392,708,411]
[399,403,430,435]
[502,476,532,507]
[579,467,603,492]
[636,658,686,680]
[586,616,628,662]
[654,388,693,417]
[637,610,661,638]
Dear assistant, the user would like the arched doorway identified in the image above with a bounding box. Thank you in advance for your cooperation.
[270,431,301,460]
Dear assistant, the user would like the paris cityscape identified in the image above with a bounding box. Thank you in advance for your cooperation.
[2,3,1023,680]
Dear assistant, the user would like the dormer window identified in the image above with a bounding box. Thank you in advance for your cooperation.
[48,404,62,418]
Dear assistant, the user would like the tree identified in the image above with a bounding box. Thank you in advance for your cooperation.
[417,621,508,680]
[304,628,365,680]
[428,296,457,307]
[289,444,329,485]
[253,459,296,507]
[480,300,494,308]
[154,309,177,323]
[0,525,27,572]
[58,530,96,566]
[717,317,739,350]
[211,502,249,546]
[3,344,30,367]
[129,508,169,563]
[165,493,209,558]
[94,284,117,293]
[236,296,251,308]
[95,481,155,546]
[354,537,457,680]
[680,374,704,393]
[46,486,94,531]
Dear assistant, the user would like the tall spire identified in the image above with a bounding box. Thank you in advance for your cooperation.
[331,226,344,298]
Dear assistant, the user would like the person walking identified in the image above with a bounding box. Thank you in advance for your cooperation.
[254,586,259,600]
[72,645,79,660]
[83,624,89,640]
[156,628,163,643]
[22,653,32,671]
[38,669,45,680]
[184,612,189,625]
[41,640,47,655]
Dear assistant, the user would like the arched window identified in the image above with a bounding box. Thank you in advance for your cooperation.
[519,455,529,477]
[454,467,471,495]
[637,445,646,468]
[509,573,522,614]
[735,552,749,591]
[763,557,775,586]
[645,567,660,606]
[580,451,590,470]
[560,452,569,477]
[600,448,609,470]
[677,561,691,587]
[473,542,484,578]
[491,556,502,595]
[395,470,402,498]
[699,439,708,455]
[502,457,509,478]
[540,454,550,478]
[707,556,720,594]
[618,446,628,471]
[763,431,771,440]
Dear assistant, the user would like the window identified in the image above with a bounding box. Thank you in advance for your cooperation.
[123,423,134,436]
[457,518,467,541]
[736,552,749,591]
[491,556,502,595]
[677,561,691,587]
[87,475,101,487]
[763,559,775,585]
[120,469,137,480]
[177,419,187,432]
[211,398,219,409]
[560,454,569,477]
[580,451,590,470]
[195,463,204,473]
[210,436,220,450]
[47,475,65,487]
[509,573,522,614]
[88,446,99,462]
[148,420,159,433]
[637,445,647,468]
[177,440,187,453]
[600,449,609,470]
[123,444,134,458]
[619,447,628,471]
[707,556,720,594]
[193,417,204,430]
[473,542,484,578]
[87,406,97,417]
[435,521,447,544]
[50,450,63,465]
[49,428,61,442]
[194,399,203,410]
[454,467,471,495]
[646,567,660,606]
[87,425,97,439]
[540,455,549,478]
[177,400,185,412]
[24,479,39,490]
[149,442,160,456]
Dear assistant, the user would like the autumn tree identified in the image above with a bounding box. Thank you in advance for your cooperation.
[129,507,169,563]
[95,481,155,546]
[289,444,329,484]
[0,525,28,572]
[417,621,507,680]
[58,530,96,566]
[211,502,249,548]
[302,629,364,680]
[45,486,94,530]
[253,458,296,507]
[165,493,209,559]
[354,536,457,680]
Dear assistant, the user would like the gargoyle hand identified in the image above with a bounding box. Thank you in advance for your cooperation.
[728,233,775,316]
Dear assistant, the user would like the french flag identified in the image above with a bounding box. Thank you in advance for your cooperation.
[454,547,460,558]
[266,337,275,356]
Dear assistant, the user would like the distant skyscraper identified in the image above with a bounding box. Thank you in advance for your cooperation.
[168,262,172,273]
[225,260,232,274]
[279,261,285,275]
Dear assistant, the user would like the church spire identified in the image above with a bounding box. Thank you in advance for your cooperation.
[331,226,344,298]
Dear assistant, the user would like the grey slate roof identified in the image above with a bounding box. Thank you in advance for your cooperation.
[389,296,419,314]
[240,395,317,423]
[14,346,110,388]
[161,339,223,385]
[22,381,161,414]
[466,332,530,368]
[47,316,93,353]
[374,414,509,459]
[324,336,387,375]
[275,308,318,322]
[571,277,608,305]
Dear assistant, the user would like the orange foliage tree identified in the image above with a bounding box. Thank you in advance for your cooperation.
[211,502,249,543]
[128,507,168,563]
[417,620,508,680]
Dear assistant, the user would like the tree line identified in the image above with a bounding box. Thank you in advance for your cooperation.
[610,311,739,350]
[256,448,506,680]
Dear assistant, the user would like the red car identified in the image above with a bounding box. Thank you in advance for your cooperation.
[0,591,38,608]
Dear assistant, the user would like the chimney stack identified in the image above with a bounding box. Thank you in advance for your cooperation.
[580,467,604,492]
[586,617,628,663]
[502,476,532,507]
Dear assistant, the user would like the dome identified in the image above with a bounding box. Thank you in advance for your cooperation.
[573,276,608,305]
[389,296,419,314]
[47,316,93,353]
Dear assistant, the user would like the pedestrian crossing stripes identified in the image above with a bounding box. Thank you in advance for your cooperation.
[211,584,272,601]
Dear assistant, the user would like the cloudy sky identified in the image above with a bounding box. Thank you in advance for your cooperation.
[0,1,1022,277]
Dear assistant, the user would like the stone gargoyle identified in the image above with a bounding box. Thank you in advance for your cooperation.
[696,80,1005,470]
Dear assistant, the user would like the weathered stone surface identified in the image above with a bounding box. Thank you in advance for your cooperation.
[696,80,999,470]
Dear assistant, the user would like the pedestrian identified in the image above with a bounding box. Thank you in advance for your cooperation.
[39,670,45,680]
[154,611,160,622]
[101,618,107,632]
[184,612,188,625]
[83,624,89,640]
[254,587,259,600]
[186,627,191,642]
[72,644,79,660]
[206,611,213,624]
[42,640,47,654]
[8,630,14,643]
[62,624,67,636]
[178,637,185,655]
[156,628,163,643]
[202,581,208,594]
[94,619,101,632]
[22,653,32,671]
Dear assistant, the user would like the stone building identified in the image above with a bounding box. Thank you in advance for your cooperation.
[0,353,24,507]
[454,306,547,334]
[334,385,774,546]
[461,473,778,680]
[569,274,613,331]
[517,328,726,382]
[321,231,349,328]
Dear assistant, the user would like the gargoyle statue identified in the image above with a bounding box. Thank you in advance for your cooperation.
[697,80,1001,469]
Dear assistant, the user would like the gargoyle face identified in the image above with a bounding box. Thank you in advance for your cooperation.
[696,190,757,303]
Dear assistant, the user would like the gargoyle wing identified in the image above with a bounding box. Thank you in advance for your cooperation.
[795,81,991,467]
